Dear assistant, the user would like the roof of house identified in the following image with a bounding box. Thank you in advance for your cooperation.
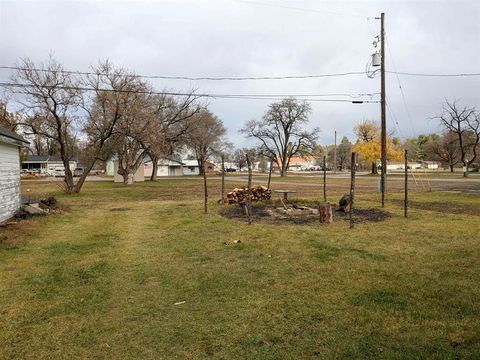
[182,160,200,166]
[144,157,184,166]
[0,126,29,146]
[24,155,78,163]
[287,156,317,165]
[182,159,215,167]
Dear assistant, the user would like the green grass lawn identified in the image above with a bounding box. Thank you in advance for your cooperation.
[1,179,479,359]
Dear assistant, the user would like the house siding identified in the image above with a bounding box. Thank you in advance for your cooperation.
[0,142,21,223]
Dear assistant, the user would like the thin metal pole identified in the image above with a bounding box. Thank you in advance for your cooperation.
[380,12,387,208]
[404,149,408,218]
[221,154,225,204]
[267,157,273,189]
[323,155,327,202]
[246,153,253,225]
[350,152,357,229]
[333,130,337,174]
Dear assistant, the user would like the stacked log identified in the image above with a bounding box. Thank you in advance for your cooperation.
[224,185,271,205]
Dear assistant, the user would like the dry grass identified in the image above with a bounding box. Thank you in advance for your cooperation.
[0,178,479,359]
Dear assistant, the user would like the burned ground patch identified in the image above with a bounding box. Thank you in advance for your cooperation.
[219,201,391,225]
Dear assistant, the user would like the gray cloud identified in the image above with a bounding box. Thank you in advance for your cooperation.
[0,0,479,146]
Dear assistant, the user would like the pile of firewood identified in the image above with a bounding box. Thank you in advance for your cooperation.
[223,185,272,205]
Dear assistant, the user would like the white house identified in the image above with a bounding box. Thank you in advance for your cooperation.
[0,127,29,223]
[423,161,439,170]
[144,158,184,177]
[182,160,215,175]
[21,155,77,175]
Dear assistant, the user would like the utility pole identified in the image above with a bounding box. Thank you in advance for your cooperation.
[380,12,387,208]
[333,130,337,174]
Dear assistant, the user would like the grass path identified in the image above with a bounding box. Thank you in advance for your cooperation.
[0,181,479,358]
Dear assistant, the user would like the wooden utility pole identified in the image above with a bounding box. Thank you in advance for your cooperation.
[323,155,327,202]
[333,130,337,174]
[221,154,225,204]
[380,12,387,208]
[349,152,357,229]
[404,149,408,218]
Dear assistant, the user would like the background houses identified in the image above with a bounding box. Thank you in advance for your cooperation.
[21,155,77,175]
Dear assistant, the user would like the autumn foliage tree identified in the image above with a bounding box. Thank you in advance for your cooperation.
[353,120,402,173]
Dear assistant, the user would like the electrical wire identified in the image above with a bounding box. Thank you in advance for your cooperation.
[0,66,367,80]
[232,0,369,19]
[385,36,416,137]
[2,65,477,81]
[0,81,380,103]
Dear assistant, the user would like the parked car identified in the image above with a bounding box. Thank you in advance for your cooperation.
[74,167,85,177]
[225,168,237,172]
[53,167,65,177]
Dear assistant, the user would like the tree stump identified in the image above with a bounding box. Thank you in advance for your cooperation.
[339,194,351,213]
[319,203,333,224]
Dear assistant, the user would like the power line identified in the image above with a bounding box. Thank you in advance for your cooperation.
[386,36,416,137]
[1,65,478,81]
[232,0,369,19]
[388,71,480,77]
[0,66,366,80]
[0,81,380,103]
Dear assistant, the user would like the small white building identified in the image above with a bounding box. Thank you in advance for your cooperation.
[21,155,77,175]
[144,158,184,177]
[0,127,29,223]
[423,161,439,170]
[182,160,215,175]
[111,160,145,183]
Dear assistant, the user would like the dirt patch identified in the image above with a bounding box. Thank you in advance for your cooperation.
[219,201,391,225]
[110,207,132,212]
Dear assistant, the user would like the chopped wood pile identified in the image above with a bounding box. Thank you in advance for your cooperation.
[223,185,272,205]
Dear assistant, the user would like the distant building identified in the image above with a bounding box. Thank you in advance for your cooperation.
[386,162,422,170]
[144,158,184,177]
[285,156,317,171]
[21,155,77,175]
[182,160,215,175]
[423,161,439,170]
[0,127,29,223]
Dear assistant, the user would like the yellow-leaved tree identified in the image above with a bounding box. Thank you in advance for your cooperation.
[353,120,403,174]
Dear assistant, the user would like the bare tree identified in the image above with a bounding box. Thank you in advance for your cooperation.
[185,109,227,213]
[425,131,461,172]
[436,100,480,177]
[232,148,248,171]
[241,98,318,176]
[0,101,20,132]
[113,90,153,184]
[11,56,82,193]
[74,61,144,191]
[145,93,202,181]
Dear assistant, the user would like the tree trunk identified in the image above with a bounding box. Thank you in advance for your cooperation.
[150,156,158,181]
[74,161,96,193]
[371,162,378,174]
[62,158,75,194]
[449,164,454,173]
[463,162,469,177]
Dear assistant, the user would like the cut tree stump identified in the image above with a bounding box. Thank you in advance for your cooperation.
[319,203,333,224]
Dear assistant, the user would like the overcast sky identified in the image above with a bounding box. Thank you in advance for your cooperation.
[0,0,479,147]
